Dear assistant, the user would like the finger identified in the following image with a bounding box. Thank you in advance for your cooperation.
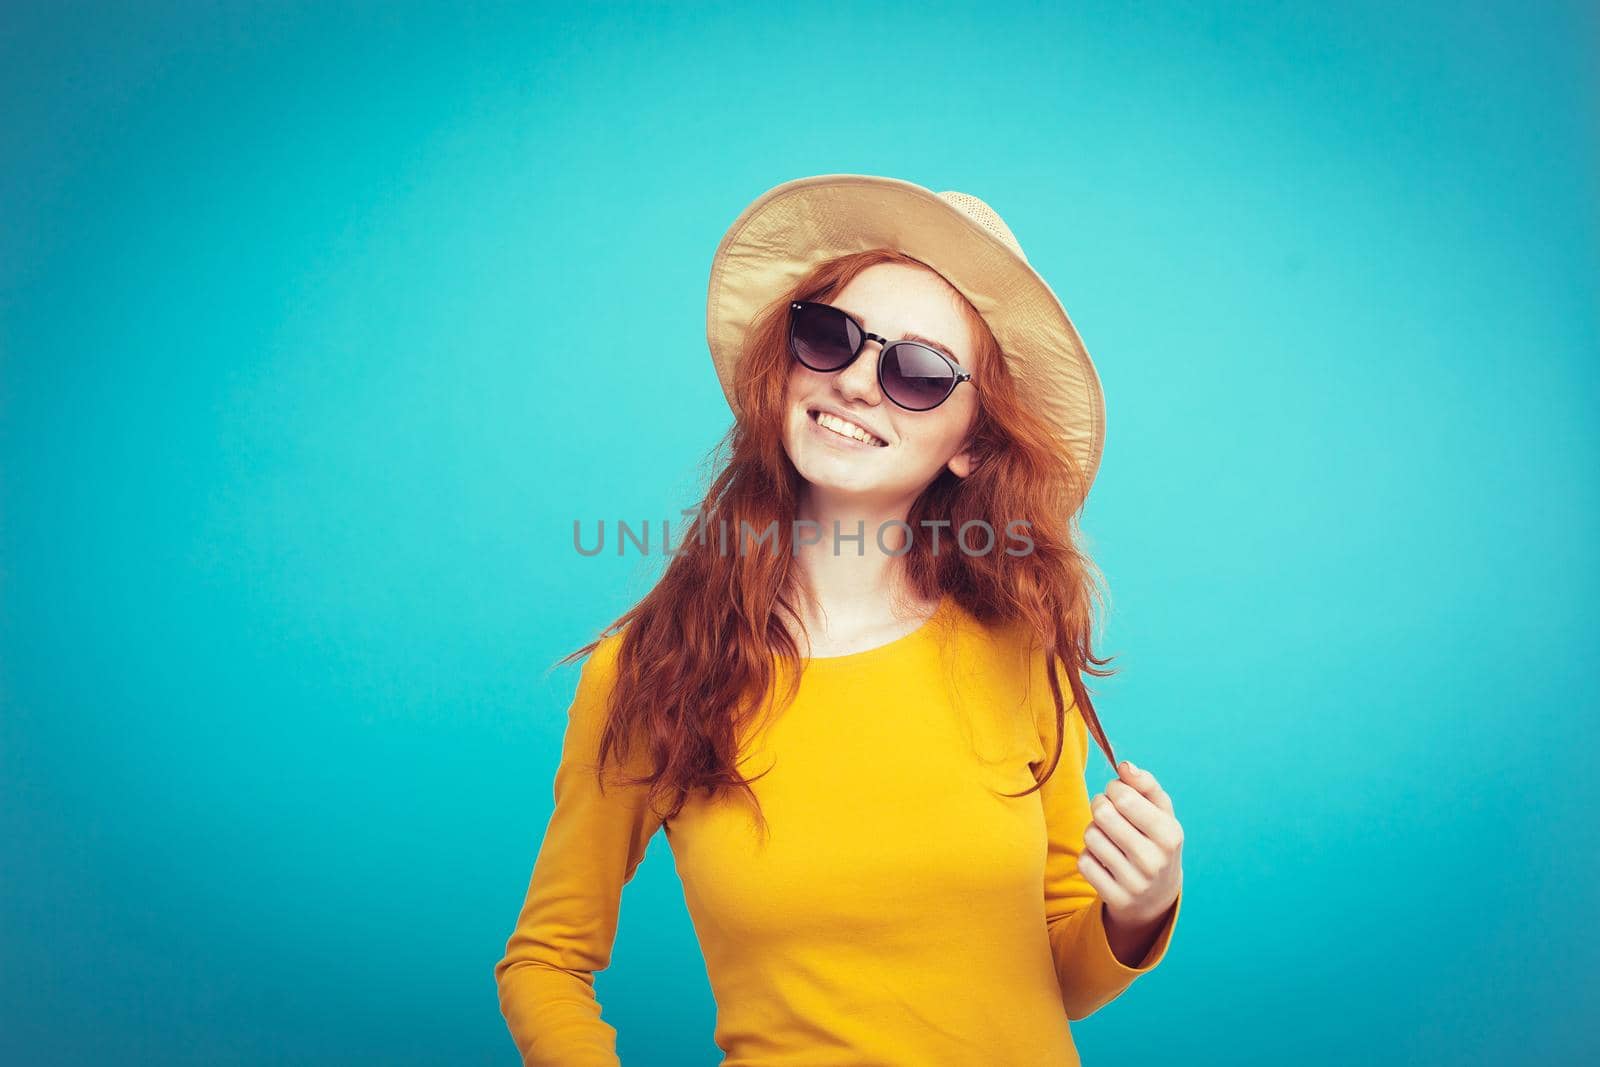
[1076,851,1132,910]
[1090,794,1166,877]
[1084,823,1147,891]
[1104,778,1169,836]
[1118,761,1175,815]
[1104,781,1184,853]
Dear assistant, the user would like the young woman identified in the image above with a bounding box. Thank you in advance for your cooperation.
[495,175,1185,1066]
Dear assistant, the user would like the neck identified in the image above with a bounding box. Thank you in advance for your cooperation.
[791,486,928,618]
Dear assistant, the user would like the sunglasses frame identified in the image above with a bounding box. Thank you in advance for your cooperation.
[788,301,974,412]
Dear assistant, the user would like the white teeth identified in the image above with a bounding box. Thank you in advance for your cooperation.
[814,411,884,446]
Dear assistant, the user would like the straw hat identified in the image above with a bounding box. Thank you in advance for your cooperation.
[705,173,1107,495]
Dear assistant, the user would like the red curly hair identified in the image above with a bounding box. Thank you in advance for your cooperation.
[558,248,1120,837]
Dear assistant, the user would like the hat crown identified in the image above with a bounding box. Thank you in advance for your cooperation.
[936,190,1027,264]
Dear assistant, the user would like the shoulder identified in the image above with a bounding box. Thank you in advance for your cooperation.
[939,603,1086,768]
[949,601,1046,677]
[578,629,626,688]
[963,608,1086,751]
[559,627,659,782]
[563,629,628,740]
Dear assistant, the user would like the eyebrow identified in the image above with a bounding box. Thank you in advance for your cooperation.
[833,304,960,361]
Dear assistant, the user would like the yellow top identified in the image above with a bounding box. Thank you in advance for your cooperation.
[494,594,1181,1066]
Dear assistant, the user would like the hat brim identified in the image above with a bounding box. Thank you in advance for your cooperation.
[706,173,1106,494]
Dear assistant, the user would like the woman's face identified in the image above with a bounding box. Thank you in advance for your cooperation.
[781,262,981,508]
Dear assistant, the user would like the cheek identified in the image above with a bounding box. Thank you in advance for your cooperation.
[880,423,962,486]
[780,368,805,428]
[907,404,974,459]
[783,364,823,415]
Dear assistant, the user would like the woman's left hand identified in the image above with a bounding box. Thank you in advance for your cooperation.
[1080,760,1184,927]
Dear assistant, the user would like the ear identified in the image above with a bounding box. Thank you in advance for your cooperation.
[946,445,975,479]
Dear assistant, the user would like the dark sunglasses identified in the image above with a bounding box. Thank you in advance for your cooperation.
[788,301,974,412]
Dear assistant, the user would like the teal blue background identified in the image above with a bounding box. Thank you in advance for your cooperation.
[4,2,1596,1064]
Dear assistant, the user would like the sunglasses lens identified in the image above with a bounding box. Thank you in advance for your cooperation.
[790,303,860,371]
[882,343,958,410]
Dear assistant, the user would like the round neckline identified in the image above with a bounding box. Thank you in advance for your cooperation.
[791,593,952,668]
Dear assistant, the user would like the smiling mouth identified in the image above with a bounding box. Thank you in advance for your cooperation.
[808,408,888,447]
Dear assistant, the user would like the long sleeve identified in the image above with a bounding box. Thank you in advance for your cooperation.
[1034,675,1182,1021]
[493,634,666,1066]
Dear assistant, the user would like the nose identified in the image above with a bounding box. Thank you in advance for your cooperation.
[834,337,884,406]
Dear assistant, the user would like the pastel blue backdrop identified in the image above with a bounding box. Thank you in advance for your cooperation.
[4,2,1596,1064]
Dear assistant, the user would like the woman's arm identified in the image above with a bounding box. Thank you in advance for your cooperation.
[1103,896,1181,969]
[494,635,665,1066]
[1036,695,1182,1021]
[1081,758,1185,966]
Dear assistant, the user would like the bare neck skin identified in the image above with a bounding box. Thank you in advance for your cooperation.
[787,484,942,658]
